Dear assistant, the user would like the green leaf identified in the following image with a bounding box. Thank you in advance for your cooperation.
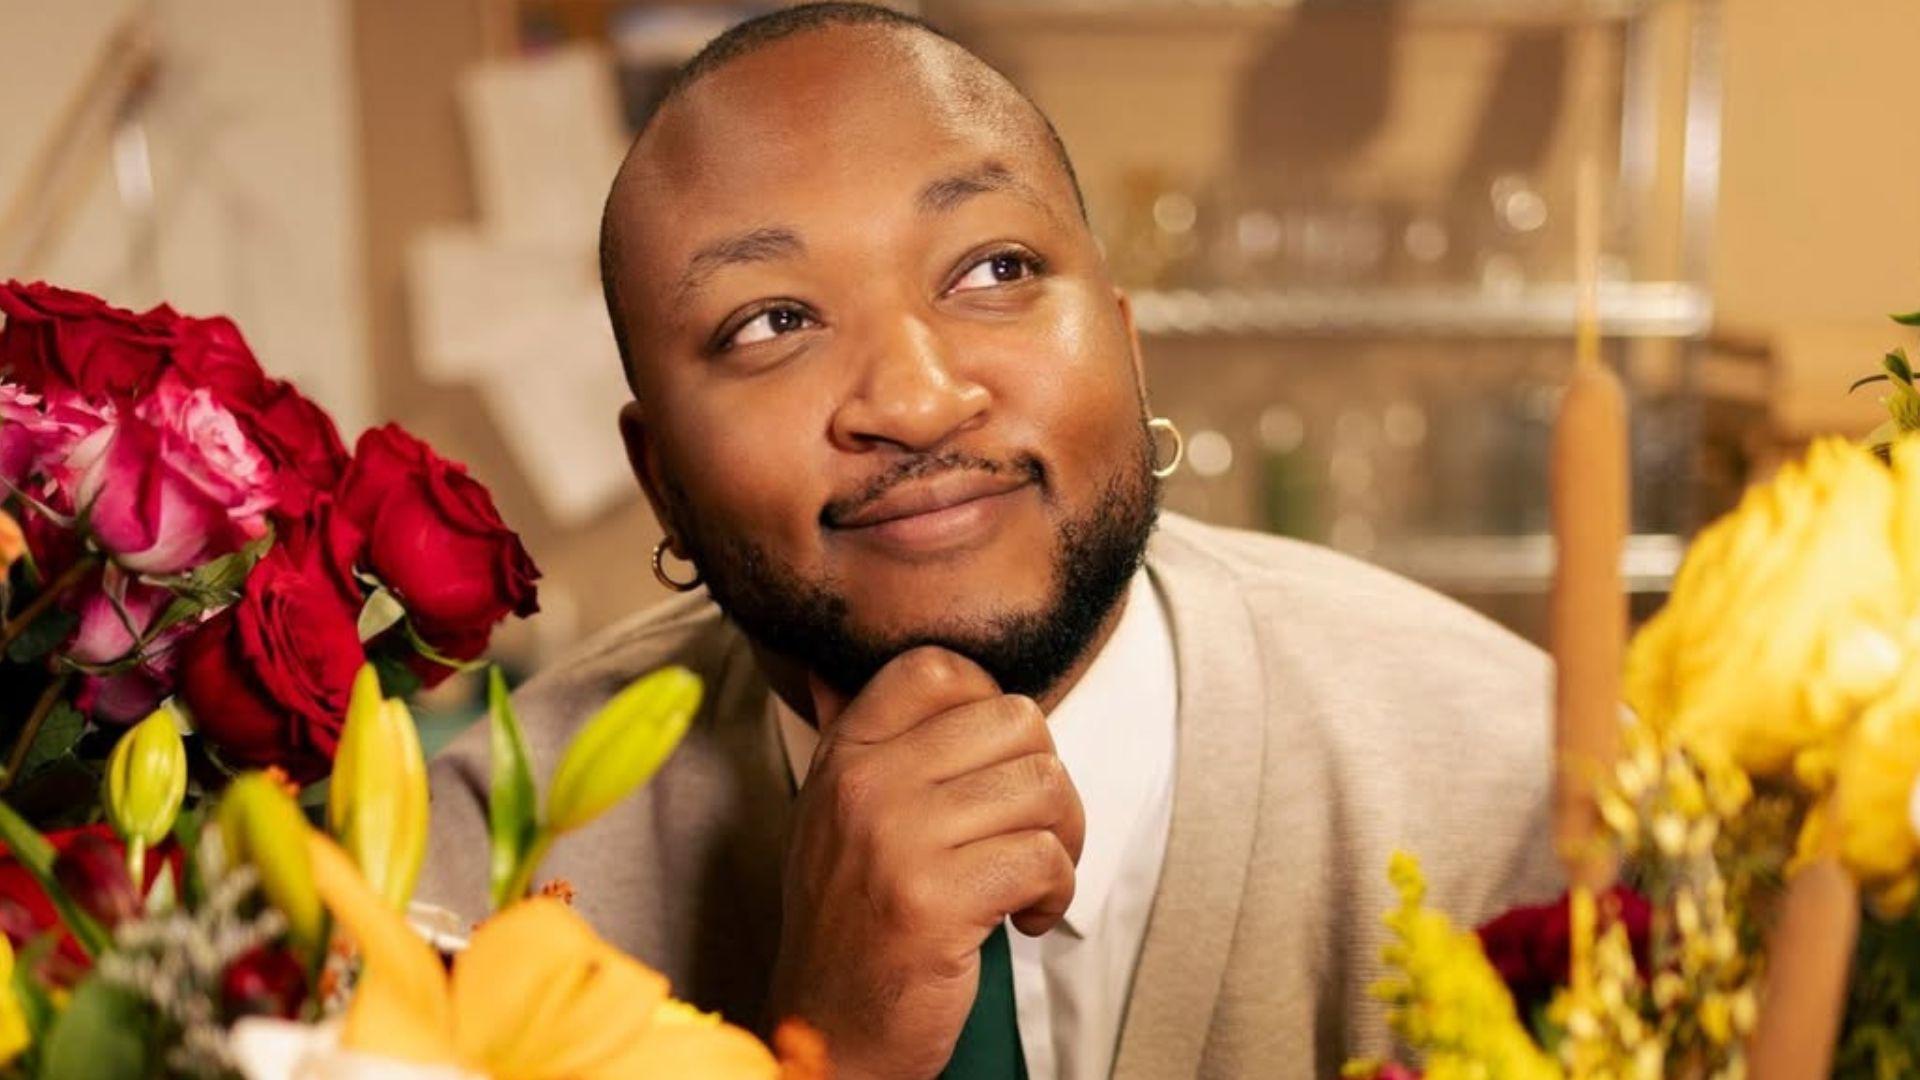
[1888,348,1914,384]
[144,528,274,633]
[15,703,83,785]
[1892,309,1920,327]
[401,618,487,678]
[357,587,407,643]
[486,667,540,911]
[38,978,151,1080]
[370,655,423,700]
[1853,373,1892,393]
[6,608,76,664]
[11,934,58,1076]
[0,801,110,958]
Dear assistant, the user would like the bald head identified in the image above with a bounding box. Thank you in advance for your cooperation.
[599,2,1089,381]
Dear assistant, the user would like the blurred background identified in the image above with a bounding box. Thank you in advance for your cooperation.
[2,0,1916,680]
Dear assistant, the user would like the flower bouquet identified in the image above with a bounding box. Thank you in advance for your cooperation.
[0,284,820,1076]
[1351,308,1920,1080]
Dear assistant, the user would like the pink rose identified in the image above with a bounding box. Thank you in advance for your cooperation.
[0,383,105,500]
[64,568,170,666]
[67,374,276,574]
[60,567,190,723]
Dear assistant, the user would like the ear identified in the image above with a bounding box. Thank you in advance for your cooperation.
[619,400,679,544]
[1113,287,1151,409]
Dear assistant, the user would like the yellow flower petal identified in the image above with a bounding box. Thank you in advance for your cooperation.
[307,832,458,1065]
[450,898,670,1079]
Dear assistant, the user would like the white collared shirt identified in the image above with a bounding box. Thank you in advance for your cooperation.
[771,571,1179,1080]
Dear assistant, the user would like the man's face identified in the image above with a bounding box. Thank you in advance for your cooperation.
[608,27,1157,698]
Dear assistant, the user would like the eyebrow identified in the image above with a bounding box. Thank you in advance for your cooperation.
[917,160,1055,221]
[671,161,1056,305]
[674,226,805,305]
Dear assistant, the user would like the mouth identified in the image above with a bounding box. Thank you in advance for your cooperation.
[825,469,1033,554]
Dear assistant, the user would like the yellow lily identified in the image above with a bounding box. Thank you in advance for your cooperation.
[0,935,28,1066]
[306,831,779,1078]
[328,664,430,910]
[102,706,188,880]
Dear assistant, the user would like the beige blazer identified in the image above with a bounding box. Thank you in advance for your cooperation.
[419,513,1561,1077]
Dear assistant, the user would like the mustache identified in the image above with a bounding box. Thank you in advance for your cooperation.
[821,451,1044,527]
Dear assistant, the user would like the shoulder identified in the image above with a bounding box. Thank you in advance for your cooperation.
[1150,512,1549,702]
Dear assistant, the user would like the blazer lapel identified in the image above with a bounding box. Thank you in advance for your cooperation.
[1113,521,1270,1079]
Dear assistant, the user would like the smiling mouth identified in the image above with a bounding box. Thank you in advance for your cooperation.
[826,468,1032,531]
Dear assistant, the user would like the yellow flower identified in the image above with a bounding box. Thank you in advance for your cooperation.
[1624,438,1908,779]
[1364,853,1562,1080]
[1800,658,1920,914]
[328,665,430,910]
[102,707,188,863]
[0,936,28,1066]
[307,831,779,1079]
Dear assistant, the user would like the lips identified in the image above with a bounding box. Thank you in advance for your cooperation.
[827,469,1030,531]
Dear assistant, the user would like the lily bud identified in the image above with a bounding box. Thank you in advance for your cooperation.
[326,664,429,910]
[53,833,139,930]
[218,773,323,950]
[103,707,188,851]
[544,666,702,835]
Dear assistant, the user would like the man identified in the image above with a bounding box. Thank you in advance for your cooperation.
[420,5,1559,1077]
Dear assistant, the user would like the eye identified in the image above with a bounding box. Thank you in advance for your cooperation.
[721,304,816,351]
[949,249,1044,294]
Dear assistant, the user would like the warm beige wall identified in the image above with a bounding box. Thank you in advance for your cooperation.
[0,0,368,430]
[1714,0,1920,437]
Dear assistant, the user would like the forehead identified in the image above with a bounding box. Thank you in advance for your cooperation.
[612,27,1068,278]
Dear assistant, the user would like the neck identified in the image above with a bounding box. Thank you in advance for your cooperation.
[757,578,1136,729]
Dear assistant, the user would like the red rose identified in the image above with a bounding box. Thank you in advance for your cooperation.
[339,424,539,677]
[0,281,173,398]
[1476,885,1652,1015]
[233,379,350,518]
[168,313,269,408]
[175,501,366,780]
[0,825,174,968]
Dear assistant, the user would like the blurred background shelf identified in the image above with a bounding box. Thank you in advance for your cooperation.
[1130,282,1712,339]
[1375,532,1685,594]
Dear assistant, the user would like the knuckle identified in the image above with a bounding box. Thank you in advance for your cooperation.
[829,761,879,820]
[901,647,967,691]
[878,871,939,927]
[993,694,1045,740]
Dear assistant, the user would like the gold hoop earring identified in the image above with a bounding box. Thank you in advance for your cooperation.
[1148,417,1184,479]
[652,538,702,592]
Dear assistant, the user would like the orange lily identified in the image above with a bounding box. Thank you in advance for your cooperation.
[307,831,781,1079]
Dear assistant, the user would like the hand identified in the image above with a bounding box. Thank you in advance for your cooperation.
[767,647,1085,1080]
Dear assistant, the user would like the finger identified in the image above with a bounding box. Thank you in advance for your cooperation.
[931,752,1086,865]
[893,694,1056,784]
[826,646,999,746]
[950,829,1076,939]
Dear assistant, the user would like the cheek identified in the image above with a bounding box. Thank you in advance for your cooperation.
[974,296,1141,490]
[654,376,833,554]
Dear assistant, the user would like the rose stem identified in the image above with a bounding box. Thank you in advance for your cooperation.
[1552,154,1627,1038]
[1,670,72,793]
[1748,824,1859,1079]
[0,555,98,655]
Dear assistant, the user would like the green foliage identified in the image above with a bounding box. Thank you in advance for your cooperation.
[38,978,151,1080]
[486,667,539,911]
[13,704,83,788]
[1836,908,1920,1080]
[5,609,76,665]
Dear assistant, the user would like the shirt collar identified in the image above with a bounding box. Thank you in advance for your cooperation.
[770,570,1178,938]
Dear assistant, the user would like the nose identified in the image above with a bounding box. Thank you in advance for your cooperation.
[828,315,990,453]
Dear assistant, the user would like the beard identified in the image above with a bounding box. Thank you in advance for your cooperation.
[665,424,1159,700]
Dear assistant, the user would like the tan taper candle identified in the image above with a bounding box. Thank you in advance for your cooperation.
[1748,822,1861,1079]
[1551,160,1626,895]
